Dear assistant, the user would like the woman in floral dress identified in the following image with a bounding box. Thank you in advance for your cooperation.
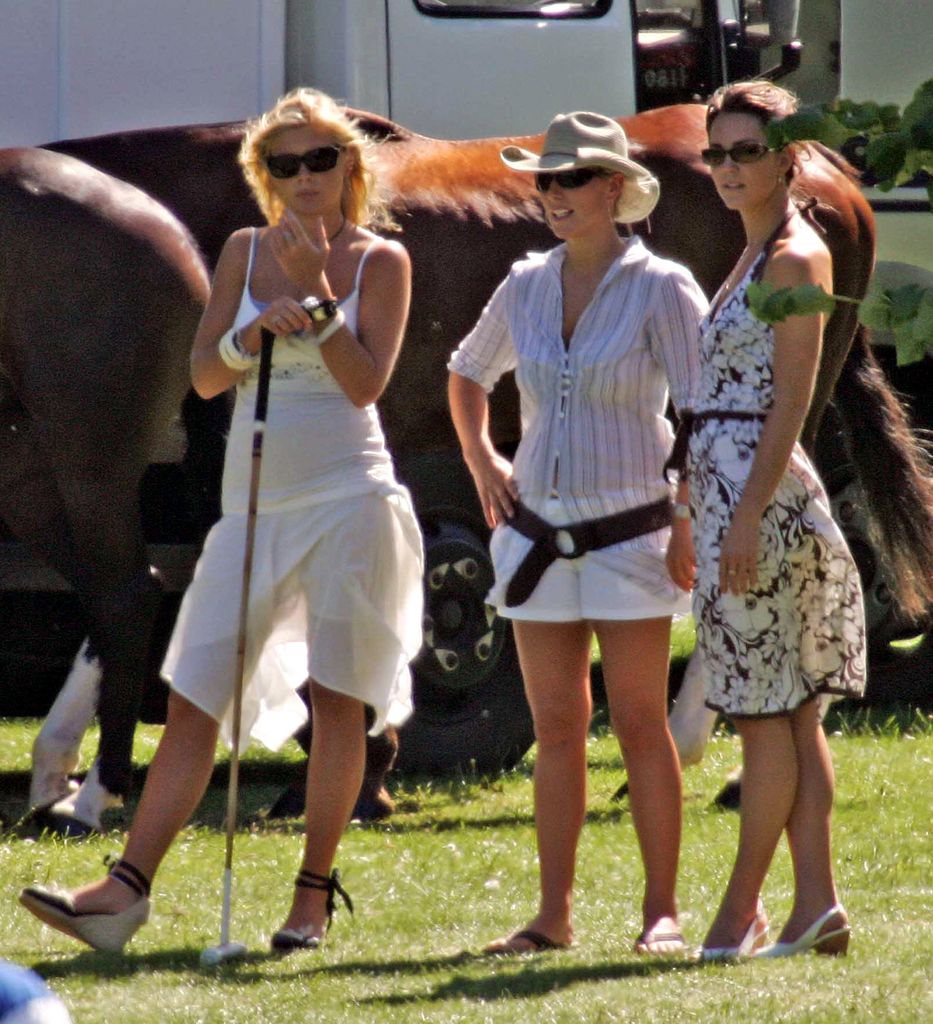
[666,82,865,960]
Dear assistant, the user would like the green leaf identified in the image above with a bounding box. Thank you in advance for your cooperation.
[878,104,903,133]
[893,321,927,367]
[901,79,933,150]
[765,106,854,151]
[903,148,933,179]
[747,282,837,324]
[909,289,933,352]
[857,290,893,332]
[865,131,911,183]
[834,99,882,133]
[858,285,933,365]
[887,284,925,325]
[783,284,838,317]
[905,286,933,366]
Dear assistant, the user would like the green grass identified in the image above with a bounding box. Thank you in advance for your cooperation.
[0,709,931,1023]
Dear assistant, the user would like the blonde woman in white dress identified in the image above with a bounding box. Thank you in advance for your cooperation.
[20,88,424,955]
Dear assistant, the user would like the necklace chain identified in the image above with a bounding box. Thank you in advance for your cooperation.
[327,216,347,244]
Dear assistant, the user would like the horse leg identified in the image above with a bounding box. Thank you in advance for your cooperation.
[44,566,162,834]
[267,693,398,822]
[28,638,101,811]
[57,563,163,834]
[36,467,163,832]
[0,400,106,813]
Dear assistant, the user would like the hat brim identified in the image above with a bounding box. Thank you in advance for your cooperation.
[500,144,660,223]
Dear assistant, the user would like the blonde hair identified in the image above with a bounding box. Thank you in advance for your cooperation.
[238,87,396,229]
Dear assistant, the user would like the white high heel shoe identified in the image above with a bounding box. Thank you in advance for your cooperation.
[701,902,769,962]
[754,903,849,958]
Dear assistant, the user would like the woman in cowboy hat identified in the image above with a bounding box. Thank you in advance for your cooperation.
[448,111,706,955]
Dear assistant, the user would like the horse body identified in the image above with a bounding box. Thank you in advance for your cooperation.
[0,148,209,818]
[49,105,871,460]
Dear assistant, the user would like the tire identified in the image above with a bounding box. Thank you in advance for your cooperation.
[395,451,535,775]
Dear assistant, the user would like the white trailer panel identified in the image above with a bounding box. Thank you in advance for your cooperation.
[384,2,637,138]
[0,0,286,147]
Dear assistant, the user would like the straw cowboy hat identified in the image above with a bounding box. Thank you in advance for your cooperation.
[501,111,660,223]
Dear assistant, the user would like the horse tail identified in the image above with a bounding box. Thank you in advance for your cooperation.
[808,141,861,182]
[832,325,933,619]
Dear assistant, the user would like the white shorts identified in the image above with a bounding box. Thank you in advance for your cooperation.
[489,496,689,623]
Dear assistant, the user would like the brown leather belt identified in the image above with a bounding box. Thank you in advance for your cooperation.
[503,498,672,607]
[664,409,768,481]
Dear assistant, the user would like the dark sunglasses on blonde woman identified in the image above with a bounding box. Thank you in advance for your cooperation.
[265,145,342,179]
[535,167,609,192]
[700,142,772,167]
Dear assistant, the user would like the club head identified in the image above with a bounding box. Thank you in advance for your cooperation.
[200,941,248,967]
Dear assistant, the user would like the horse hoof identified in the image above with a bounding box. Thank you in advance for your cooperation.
[713,777,742,810]
[351,787,395,823]
[263,784,396,823]
[34,809,100,838]
[264,782,305,820]
[49,760,123,833]
[28,776,80,815]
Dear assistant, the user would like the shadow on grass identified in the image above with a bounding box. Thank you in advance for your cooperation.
[351,954,705,1007]
[29,947,480,982]
[30,948,264,979]
[31,946,705,1004]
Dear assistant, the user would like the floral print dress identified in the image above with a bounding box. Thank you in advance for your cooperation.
[687,248,866,718]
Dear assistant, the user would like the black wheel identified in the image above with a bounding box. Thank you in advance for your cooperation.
[395,452,535,775]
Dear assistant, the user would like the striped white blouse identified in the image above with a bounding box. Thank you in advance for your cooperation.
[448,236,708,524]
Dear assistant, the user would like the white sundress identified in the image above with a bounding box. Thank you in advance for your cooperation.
[162,233,425,750]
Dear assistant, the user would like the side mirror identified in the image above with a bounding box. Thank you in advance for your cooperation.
[725,3,802,82]
[766,0,800,47]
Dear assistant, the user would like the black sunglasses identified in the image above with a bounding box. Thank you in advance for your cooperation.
[700,142,772,167]
[535,167,608,192]
[265,145,342,179]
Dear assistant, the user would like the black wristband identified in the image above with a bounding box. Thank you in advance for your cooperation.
[301,296,339,323]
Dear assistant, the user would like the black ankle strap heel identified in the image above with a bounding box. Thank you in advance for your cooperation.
[295,868,353,932]
[106,858,151,899]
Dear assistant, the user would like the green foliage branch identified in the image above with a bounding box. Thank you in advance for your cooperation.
[744,79,933,364]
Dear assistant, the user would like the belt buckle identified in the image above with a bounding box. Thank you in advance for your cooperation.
[551,527,578,558]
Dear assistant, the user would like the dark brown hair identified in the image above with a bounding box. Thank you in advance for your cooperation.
[706,81,802,182]
[705,80,798,130]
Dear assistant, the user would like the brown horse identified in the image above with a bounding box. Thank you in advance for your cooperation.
[0,148,209,827]
[48,105,871,453]
[38,104,932,779]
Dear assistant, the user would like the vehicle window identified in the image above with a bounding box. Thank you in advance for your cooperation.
[415,1,610,17]
[631,0,715,109]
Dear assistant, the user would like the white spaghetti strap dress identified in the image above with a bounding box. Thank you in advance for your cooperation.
[162,232,424,750]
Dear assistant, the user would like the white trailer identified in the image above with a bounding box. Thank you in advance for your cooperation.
[1,0,801,146]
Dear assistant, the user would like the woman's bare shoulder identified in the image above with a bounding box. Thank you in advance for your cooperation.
[356,232,411,281]
[767,221,832,289]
